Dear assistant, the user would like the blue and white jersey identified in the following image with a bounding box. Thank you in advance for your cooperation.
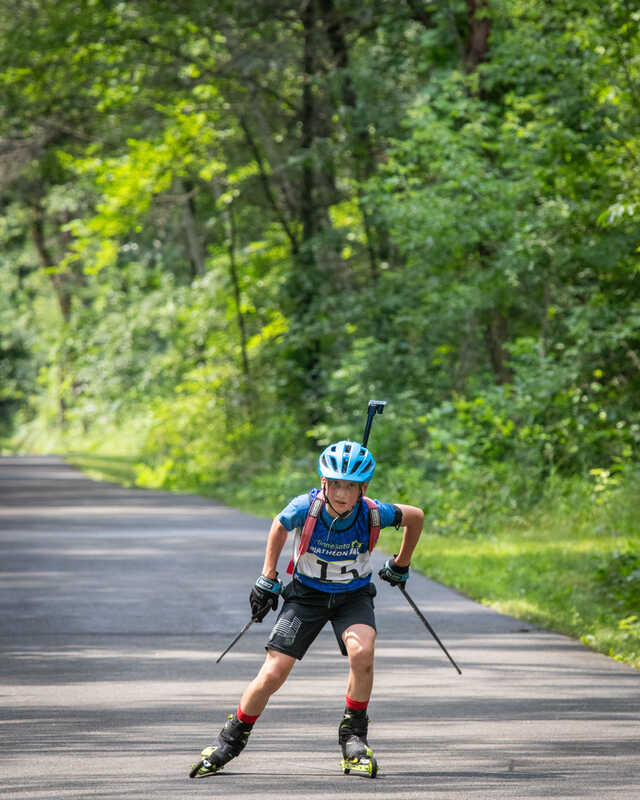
[279,489,398,593]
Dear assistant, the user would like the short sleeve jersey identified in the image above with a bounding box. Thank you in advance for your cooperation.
[278,490,398,592]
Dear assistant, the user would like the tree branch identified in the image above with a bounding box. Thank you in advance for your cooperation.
[237,115,299,254]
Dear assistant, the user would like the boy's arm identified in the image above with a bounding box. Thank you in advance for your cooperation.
[391,504,424,567]
[261,515,290,579]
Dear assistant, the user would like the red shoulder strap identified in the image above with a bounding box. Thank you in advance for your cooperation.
[298,491,325,556]
[362,496,381,551]
[286,491,325,574]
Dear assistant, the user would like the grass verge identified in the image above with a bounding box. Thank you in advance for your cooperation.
[382,473,640,669]
[64,452,139,487]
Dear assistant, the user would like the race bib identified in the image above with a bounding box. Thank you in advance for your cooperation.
[296,550,373,584]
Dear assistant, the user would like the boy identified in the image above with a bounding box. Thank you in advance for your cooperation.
[189,439,424,778]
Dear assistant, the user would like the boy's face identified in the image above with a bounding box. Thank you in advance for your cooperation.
[322,477,368,517]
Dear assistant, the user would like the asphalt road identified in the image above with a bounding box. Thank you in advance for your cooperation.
[1,455,638,799]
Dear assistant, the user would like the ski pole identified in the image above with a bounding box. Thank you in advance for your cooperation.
[362,400,386,447]
[400,585,462,674]
[362,400,460,674]
[216,618,255,664]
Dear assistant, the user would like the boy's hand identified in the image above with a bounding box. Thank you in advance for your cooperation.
[378,557,409,587]
[249,574,282,621]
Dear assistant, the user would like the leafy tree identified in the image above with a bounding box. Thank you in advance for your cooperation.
[1,0,638,525]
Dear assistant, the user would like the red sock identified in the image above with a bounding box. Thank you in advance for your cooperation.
[345,695,368,711]
[236,704,259,725]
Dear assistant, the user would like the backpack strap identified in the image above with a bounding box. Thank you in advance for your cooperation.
[286,492,380,575]
[362,496,381,551]
[298,490,325,557]
[286,490,325,575]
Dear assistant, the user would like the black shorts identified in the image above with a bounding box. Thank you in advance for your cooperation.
[266,579,377,660]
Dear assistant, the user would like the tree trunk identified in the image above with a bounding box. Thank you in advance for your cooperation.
[281,0,324,427]
[464,0,492,73]
[466,3,507,385]
[31,209,71,321]
[320,0,389,280]
[300,0,316,258]
[181,179,204,278]
[225,202,251,381]
[30,203,70,424]
[484,309,513,385]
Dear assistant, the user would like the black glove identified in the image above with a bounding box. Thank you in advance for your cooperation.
[378,557,409,587]
[249,574,282,622]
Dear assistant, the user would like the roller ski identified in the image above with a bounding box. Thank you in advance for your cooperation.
[189,712,252,778]
[339,708,378,778]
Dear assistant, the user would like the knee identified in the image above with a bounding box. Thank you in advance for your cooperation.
[257,654,293,694]
[346,637,375,674]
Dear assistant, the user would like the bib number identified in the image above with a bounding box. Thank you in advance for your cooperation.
[316,560,360,581]
[296,551,372,584]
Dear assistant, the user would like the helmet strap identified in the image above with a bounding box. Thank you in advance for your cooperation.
[321,478,362,519]
[327,498,354,519]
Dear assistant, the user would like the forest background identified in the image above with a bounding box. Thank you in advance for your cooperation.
[0,0,638,667]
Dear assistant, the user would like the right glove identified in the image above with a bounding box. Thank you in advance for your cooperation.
[249,573,282,622]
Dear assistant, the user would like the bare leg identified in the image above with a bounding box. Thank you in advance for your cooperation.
[339,624,378,776]
[342,624,376,702]
[239,648,296,717]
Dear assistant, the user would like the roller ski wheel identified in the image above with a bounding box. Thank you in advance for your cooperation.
[341,749,378,778]
[189,746,223,778]
[188,712,253,778]
[338,708,378,779]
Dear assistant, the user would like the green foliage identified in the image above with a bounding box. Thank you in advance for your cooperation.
[381,468,640,668]
[2,0,640,665]
[594,550,640,615]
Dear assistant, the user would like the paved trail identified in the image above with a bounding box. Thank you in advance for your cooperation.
[1,455,638,799]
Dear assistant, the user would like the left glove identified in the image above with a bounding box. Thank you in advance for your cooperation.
[249,573,282,622]
[378,557,409,587]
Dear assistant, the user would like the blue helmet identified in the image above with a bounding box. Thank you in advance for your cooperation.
[318,440,376,483]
